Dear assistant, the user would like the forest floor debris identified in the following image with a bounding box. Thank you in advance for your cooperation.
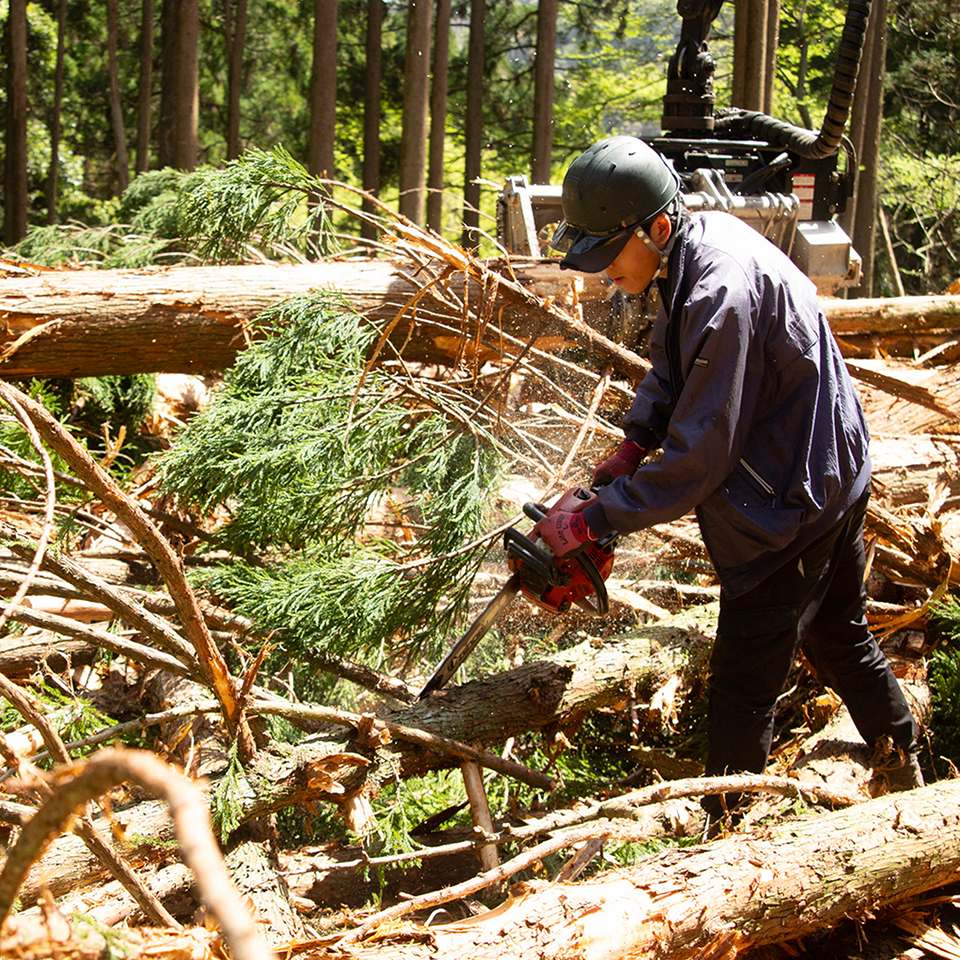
[0,274,959,958]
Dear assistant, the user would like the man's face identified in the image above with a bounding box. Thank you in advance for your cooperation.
[604,232,661,295]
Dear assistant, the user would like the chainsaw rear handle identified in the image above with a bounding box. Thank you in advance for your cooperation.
[522,491,618,549]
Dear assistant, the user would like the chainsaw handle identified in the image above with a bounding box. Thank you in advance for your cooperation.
[523,501,548,523]
[523,494,618,549]
[522,494,614,617]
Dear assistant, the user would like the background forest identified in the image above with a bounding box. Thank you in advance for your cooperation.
[1,0,959,296]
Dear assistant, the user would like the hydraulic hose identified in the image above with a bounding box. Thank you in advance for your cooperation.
[714,0,873,159]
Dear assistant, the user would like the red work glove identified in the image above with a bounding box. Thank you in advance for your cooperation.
[534,510,596,557]
[591,440,646,487]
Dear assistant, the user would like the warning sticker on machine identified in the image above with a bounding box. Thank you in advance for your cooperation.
[793,173,816,220]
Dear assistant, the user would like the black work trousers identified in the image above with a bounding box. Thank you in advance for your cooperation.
[702,490,917,818]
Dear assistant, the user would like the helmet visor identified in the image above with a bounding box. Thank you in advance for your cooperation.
[552,221,634,273]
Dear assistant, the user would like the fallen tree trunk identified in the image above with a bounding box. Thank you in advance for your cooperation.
[0,259,600,378]
[821,294,960,335]
[331,777,960,960]
[3,258,959,378]
[16,607,707,904]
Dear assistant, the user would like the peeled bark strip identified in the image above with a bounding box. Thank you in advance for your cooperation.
[333,779,960,960]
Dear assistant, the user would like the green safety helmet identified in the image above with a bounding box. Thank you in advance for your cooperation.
[553,136,682,273]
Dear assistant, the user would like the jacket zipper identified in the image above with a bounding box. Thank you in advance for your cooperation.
[740,458,776,499]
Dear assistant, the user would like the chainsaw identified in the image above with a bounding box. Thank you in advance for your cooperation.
[418,487,617,698]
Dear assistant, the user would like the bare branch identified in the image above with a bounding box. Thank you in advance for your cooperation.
[0,748,274,960]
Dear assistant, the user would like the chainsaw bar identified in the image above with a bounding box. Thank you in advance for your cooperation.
[418,573,521,698]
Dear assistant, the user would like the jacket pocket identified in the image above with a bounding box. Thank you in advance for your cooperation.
[738,458,776,503]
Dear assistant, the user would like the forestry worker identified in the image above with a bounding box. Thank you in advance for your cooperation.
[534,135,924,824]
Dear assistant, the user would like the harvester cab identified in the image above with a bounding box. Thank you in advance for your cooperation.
[497,0,871,345]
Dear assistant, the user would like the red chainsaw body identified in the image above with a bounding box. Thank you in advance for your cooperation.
[506,487,615,615]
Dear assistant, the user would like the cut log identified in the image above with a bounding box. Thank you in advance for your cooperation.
[821,294,960,335]
[2,258,958,378]
[869,434,960,505]
[0,259,598,378]
[0,633,96,677]
[16,606,711,906]
[329,778,960,960]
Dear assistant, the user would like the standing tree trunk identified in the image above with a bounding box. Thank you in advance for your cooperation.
[398,0,433,224]
[789,0,815,128]
[225,0,248,161]
[762,0,779,114]
[3,0,28,245]
[308,0,337,179]
[107,0,131,193]
[731,0,770,110]
[361,0,384,245]
[158,0,199,170]
[45,0,68,223]
[531,0,557,184]
[425,0,451,234]
[136,0,154,173]
[460,0,485,250]
[843,0,886,297]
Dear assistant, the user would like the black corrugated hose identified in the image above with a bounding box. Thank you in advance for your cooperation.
[713,0,873,159]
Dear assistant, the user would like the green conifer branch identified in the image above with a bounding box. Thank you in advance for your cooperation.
[159,294,505,665]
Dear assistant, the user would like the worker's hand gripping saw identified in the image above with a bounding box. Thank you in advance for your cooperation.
[418,488,617,698]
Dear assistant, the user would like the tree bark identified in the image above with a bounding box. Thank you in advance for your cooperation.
[1,259,959,379]
[461,0,486,249]
[361,0,384,244]
[840,0,886,298]
[175,0,200,171]
[398,0,433,225]
[158,0,199,171]
[763,0,780,115]
[732,0,770,111]
[224,835,307,946]
[136,0,155,173]
[225,0,249,162]
[309,0,338,180]
[45,0,68,223]
[3,0,28,245]
[330,779,960,960]
[107,0,131,193]
[425,0,451,234]
[531,0,557,184]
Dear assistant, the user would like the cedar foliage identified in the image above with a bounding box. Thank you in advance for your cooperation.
[158,294,505,667]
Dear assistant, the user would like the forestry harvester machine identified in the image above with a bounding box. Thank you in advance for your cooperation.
[497,0,873,345]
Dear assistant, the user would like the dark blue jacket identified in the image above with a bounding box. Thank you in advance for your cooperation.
[582,211,871,597]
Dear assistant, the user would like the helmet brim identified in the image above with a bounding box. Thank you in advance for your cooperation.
[554,223,634,273]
